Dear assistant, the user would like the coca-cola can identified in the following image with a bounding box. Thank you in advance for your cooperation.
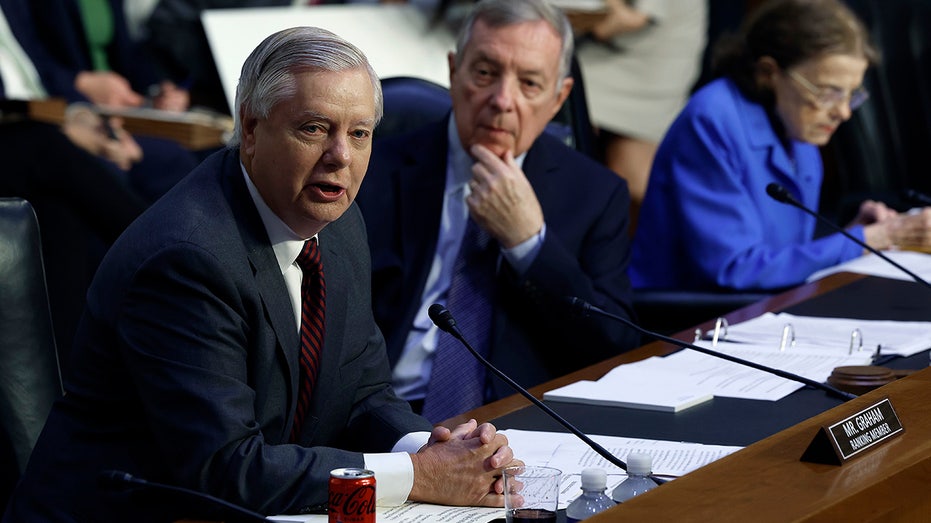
[328,468,376,523]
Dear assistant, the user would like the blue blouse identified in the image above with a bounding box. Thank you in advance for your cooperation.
[630,78,864,291]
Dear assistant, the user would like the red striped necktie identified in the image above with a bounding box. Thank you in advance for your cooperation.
[290,238,326,443]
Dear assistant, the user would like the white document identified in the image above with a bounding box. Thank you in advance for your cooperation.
[202,5,456,115]
[584,345,871,402]
[271,503,502,522]
[503,429,742,510]
[720,312,931,357]
[807,250,931,283]
[660,344,872,400]
[547,0,606,10]
[543,364,713,412]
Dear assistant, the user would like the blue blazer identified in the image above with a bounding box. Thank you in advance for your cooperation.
[4,148,430,522]
[631,78,864,291]
[356,118,641,400]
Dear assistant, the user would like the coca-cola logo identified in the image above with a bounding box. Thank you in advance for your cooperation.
[329,485,376,515]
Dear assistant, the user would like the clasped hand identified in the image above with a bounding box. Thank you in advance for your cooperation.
[408,419,521,507]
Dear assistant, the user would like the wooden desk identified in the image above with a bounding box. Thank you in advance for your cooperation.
[451,272,931,521]
[591,367,931,522]
[21,98,232,150]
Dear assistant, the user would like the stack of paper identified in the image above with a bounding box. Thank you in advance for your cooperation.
[543,364,713,412]
[807,250,931,283]
[544,341,873,404]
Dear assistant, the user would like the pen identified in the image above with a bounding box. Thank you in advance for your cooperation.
[101,115,118,140]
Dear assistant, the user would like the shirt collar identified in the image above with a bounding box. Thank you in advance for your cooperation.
[240,162,317,273]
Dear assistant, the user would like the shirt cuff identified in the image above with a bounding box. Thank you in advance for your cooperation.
[363,431,431,506]
[502,223,546,275]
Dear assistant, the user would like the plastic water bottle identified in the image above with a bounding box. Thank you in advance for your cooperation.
[566,468,615,523]
[611,452,658,503]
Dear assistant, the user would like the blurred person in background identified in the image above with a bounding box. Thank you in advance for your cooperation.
[631,0,931,293]
[575,0,707,229]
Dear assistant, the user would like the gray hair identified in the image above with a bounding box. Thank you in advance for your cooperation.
[454,0,574,84]
[712,0,878,104]
[229,26,382,147]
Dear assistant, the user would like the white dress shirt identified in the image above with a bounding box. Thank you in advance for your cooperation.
[0,7,47,99]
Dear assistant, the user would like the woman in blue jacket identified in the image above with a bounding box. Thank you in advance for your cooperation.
[631,0,931,291]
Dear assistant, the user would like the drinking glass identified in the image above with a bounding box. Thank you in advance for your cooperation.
[503,465,561,523]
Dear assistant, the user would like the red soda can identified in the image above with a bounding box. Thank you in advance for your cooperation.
[328,468,376,523]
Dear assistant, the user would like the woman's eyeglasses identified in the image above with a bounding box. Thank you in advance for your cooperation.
[787,70,870,111]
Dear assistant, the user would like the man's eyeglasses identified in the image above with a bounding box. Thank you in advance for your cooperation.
[787,70,870,111]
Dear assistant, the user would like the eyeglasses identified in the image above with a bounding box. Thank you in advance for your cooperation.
[787,69,870,111]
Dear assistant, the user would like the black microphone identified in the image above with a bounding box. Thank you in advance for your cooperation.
[428,304,636,475]
[98,470,269,522]
[564,297,857,401]
[766,182,931,291]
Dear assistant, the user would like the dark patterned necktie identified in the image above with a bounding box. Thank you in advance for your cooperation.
[422,218,497,423]
[290,239,326,443]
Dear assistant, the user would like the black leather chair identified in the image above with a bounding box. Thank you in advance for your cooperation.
[0,198,63,509]
[821,0,931,220]
[548,56,599,159]
[376,76,452,141]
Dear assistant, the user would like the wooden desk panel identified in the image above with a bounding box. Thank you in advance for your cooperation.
[22,98,231,150]
[449,272,931,521]
[589,367,931,522]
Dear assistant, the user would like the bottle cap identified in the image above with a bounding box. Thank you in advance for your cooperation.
[580,468,607,490]
[626,452,653,475]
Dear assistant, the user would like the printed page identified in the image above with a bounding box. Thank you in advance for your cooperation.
[720,312,931,357]
[807,250,931,283]
[503,429,741,510]
[271,503,502,522]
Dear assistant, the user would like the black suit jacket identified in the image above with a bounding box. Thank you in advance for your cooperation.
[356,118,641,400]
[3,149,430,522]
[9,0,161,102]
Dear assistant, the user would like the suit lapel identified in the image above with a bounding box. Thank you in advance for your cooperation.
[388,122,449,363]
[223,153,301,405]
[521,136,561,203]
[739,87,798,187]
[399,121,448,272]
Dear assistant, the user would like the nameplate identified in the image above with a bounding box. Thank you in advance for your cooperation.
[801,397,904,465]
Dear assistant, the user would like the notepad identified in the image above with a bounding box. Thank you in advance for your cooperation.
[543,379,714,413]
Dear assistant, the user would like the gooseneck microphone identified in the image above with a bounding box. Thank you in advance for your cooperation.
[428,304,630,473]
[765,182,931,291]
[98,470,269,522]
[564,297,857,401]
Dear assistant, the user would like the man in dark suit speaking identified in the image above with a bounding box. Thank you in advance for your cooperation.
[3,26,515,522]
[356,0,642,423]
